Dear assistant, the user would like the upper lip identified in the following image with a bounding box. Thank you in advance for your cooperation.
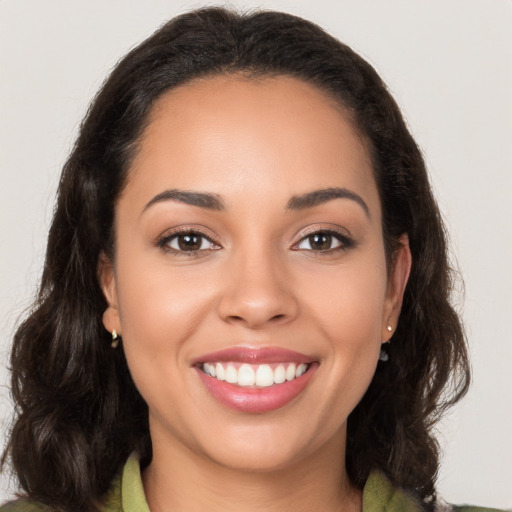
[192,346,315,365]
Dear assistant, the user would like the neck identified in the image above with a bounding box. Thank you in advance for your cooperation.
[142,425,361,512]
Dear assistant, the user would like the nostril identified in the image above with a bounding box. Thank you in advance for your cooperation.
[225,312,287,327]
[218,289,299,328]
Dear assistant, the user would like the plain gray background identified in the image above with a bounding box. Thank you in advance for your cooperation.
[1,0,511,507]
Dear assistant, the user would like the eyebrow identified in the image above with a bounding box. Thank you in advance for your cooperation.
[142,186,369,217]
[286,187,370,217]
[142,189,225,213]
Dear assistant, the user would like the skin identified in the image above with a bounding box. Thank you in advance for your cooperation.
[100,75,411,512]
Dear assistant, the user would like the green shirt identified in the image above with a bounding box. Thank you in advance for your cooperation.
[1,453,507,511]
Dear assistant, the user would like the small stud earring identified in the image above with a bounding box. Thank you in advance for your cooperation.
[111,329,119,349]
[387,325,393,332]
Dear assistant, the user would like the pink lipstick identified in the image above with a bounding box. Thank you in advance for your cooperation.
[193,347,318,413]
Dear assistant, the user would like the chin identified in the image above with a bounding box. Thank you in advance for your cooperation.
[204,440,308,474]
[194,417,343,474]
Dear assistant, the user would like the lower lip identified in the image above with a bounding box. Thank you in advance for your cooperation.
[196,364,317,413]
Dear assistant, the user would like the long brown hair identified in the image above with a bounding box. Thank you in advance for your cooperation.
[2,7,469,511]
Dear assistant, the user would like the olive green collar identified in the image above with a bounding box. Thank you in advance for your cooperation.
[104,453,425,512]
[362,469,425,511]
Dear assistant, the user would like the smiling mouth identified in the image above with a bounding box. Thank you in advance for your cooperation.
[200,362,311,388]
[193,346,317,413]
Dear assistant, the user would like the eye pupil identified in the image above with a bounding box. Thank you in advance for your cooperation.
[310,233,331,250]
[178,234,202,251]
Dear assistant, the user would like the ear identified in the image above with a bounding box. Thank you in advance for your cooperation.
[98,251,121,336]
[382,234,412,342]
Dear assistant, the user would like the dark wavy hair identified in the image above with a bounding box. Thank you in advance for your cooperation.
[2,7,470,512]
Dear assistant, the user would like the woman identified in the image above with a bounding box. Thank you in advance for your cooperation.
[0,7,504,512]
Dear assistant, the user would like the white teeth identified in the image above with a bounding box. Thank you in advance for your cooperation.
[202,362,310,387]
[215,362,225,381]
[225,365,238,384]
[285,363,297,381]
[296,363,307,378]
[204,363,216,377]
[274,364,286,384]
[238,364,255,387]
[255,364,274,387]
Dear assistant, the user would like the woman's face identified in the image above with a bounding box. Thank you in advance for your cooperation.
[100,75,410,472]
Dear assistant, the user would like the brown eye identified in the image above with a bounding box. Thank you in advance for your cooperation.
[295,231,345,252]
[309,233,334,250]
[163,232,218,252]
[177,233,203,251]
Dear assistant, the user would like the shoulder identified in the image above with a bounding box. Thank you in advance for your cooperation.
[451,507,510,512]
[0,472,122,512]
[0,500,50,512]
[0,453,143,512]
[363,471,510,512]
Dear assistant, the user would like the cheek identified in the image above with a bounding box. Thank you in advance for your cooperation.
[113,262,213,419]
[301,257,388,341]
[298,255,388,395]
[113,253,218,363]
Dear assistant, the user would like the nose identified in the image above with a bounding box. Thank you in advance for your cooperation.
[217,249,299,329]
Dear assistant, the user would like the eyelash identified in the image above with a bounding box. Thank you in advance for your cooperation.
[156,228,221,256]
[156,227,354,256]
[291,228,354,254]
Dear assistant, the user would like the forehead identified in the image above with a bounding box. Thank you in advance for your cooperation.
[126,74,377,211]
